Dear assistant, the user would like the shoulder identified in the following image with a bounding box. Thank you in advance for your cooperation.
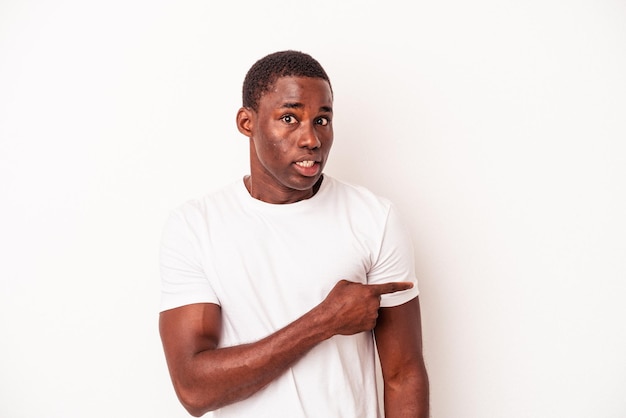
[323,175,393,216]
[169,179,243,221]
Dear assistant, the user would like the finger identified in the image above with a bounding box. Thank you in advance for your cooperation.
[368,281,414,295]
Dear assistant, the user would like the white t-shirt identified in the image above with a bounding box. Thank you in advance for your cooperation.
[159,175,419,417]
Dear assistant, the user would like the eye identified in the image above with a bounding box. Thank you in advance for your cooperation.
[281,114,297,124]
[315,117,330,126]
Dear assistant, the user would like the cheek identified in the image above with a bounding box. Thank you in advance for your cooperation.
[256,124,290,155]
[255,137,290,166]
[267,137,290,155]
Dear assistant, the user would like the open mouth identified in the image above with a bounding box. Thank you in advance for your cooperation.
[293,160,321,177]
[295,160,315,168]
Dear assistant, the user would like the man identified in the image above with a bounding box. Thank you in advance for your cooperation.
[159,50,429,417]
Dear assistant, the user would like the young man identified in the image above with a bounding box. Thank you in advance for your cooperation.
[159,50,429,417]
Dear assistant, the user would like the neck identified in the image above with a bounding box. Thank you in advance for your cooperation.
[244,175,323,204]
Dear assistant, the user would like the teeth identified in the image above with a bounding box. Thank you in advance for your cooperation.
[296,161,315,168]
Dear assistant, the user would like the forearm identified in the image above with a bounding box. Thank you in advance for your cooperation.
[383,361,430,418]
[162,280,405,416]
[173,305,332,416]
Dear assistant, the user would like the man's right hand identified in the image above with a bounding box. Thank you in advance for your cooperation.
[318,279,414,336]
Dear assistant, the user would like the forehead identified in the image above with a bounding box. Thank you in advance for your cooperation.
[260,76,333,108]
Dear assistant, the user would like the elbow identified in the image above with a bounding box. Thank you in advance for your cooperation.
[384,360,429,393]
[183,402,208,418]
[180,395,214,417]
[187,407,209,418]
[177,385,220,417]
[184,406,205,418]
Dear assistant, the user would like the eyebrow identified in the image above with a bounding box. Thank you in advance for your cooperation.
[281,102,333,113]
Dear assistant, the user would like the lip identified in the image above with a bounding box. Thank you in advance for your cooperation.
[293,160,321,177]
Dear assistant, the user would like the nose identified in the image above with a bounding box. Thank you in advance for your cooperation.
[297,123,321,149]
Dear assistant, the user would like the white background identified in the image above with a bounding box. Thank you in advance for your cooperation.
[1,1,625,417]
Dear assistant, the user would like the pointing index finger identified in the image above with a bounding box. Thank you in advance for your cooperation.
[369,281,414,295]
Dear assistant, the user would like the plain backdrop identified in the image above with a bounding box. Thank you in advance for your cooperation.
[1,1,625,417]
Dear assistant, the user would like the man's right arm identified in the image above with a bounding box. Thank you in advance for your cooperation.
[159,280,412,417]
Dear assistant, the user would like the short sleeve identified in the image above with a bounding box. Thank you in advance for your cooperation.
[367,203,419,308]
[159,209,219,312]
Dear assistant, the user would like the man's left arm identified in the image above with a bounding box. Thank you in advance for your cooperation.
[374,296,429,418]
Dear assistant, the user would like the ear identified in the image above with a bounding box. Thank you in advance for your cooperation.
[236,107,254,138]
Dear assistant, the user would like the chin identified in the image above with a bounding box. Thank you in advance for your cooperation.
[280,179,316,193]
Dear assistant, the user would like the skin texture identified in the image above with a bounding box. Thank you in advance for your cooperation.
[376,298,430,417]
[159,75,429,417]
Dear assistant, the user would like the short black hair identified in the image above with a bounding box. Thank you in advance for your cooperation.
[242,50,332,111]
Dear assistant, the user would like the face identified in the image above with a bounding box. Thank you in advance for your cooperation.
[237,76,334,204]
